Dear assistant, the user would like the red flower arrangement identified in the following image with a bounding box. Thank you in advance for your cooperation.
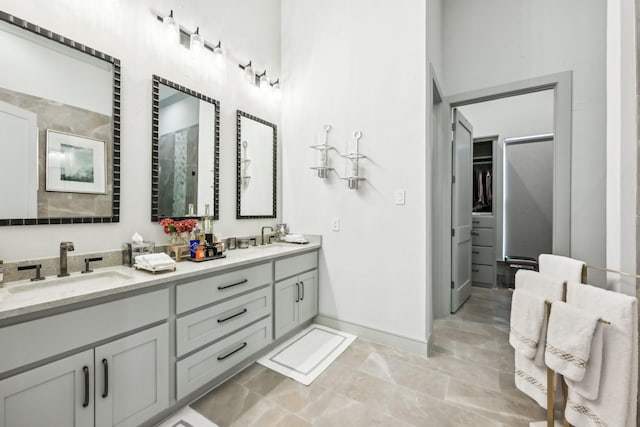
[159,218,198,235]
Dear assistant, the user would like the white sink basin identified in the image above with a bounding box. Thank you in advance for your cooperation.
[7,270,134,295]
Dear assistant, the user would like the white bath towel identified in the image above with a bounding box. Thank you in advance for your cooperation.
[538,254,585,284]
[514,270,565,366]
[564,283,638,427]
[515,353,553,409]
[509,289,546,359]
[545,301,599,382]
[512,270,566,407]
[565,322,603,401]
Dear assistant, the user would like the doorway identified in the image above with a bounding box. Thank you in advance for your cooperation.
[431,72,572,315]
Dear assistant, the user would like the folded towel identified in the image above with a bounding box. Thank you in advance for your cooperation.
[538,254,585,283]
[509,289,546,359]
[514,270,565,367]
[564,283,638,427]
[565,322,603,400]
[545,301,599,382]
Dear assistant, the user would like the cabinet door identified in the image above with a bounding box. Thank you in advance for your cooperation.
[297,270,318,324]
[95,323,169,427]
[0,349,94,427]
[274,276,299,339]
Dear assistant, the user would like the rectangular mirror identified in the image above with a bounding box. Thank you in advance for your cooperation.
[236,110,277,219]
[151,75,220,221]
[0,11,120,225]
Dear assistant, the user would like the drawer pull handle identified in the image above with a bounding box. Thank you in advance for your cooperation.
[472,269,480,273]
[472,251,480,254]
[218,279,248,290]
[471,230,479,236]
[295,283,300,302]
[218,308,248,323]
[300,281,305,301]
[472,220,480,224]
[217,342,247,361]
[82,366,90,407]
[102,359,109,398]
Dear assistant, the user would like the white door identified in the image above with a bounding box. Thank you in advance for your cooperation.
[0,350,94,427]
[94,324,169,427]
[0,100,38,218]
[451,109,473,313]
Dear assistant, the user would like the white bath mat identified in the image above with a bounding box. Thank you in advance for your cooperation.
[155,406,218,427]
[258,324,357,386]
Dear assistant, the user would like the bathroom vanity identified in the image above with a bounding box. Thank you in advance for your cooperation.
[0,238,320,427]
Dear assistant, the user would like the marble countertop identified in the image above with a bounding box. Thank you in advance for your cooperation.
[0,236,321,322]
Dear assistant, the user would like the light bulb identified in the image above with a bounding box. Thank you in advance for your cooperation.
[213,41,224,55]
[244,63,255,83]
[163,10,180,43]
[190,27,204,53]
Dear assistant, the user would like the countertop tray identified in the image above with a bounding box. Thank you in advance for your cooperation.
[133,264,176,274]
[186,254,227,262]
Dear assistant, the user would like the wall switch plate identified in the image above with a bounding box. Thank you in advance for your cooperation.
[394,189,406,205]
[332,217,340,231]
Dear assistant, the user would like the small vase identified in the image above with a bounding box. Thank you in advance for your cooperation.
[168,233,187,245]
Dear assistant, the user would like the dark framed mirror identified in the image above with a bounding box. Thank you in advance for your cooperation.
[236,110,277,219]
[151,75,220,221]
[0,10,120,226]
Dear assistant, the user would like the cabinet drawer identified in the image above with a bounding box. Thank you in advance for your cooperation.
[176,318,272,400]
[275,251,318,281]
[471,228,494,247]
[472,264,494,284]
[177,263,272,314]
[472,246,494,265]
[176,287,271,357]
[471,215,494,228]
[0,289,168,375]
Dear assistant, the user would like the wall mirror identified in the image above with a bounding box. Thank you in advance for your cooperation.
[236,110,277,219]
[151,75,220,221]
[0,10,120,225]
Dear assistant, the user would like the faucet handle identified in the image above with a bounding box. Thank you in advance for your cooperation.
[18,264,45,281]
[82,257,103,274]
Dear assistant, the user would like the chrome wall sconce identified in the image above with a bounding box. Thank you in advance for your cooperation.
[270,79,280,89]
[309,125,368,189]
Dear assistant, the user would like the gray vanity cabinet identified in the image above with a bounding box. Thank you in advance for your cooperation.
[0,324,168,427]
[274,252,318,339]
[0,290,169,427]
[0,349,94,427]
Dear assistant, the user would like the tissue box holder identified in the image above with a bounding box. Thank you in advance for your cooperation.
[123,241,155,267]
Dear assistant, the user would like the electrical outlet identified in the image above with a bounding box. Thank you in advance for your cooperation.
[394,189,406,205]
[332,217,340,231]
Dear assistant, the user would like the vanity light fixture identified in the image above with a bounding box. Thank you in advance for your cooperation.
[270,79,280,89]
[239,60,255,83]
[190,27,205,52]
[163,10,180,42]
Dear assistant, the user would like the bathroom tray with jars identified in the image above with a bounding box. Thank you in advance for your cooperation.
[186,253,227,263]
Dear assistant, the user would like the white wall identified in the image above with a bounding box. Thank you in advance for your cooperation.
[0,0,282,261]
[282,0,428,341]
[458,90,554,261]
[606,0,637,296]
[443,0,608,282]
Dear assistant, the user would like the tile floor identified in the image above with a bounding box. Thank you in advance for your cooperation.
[189,286,546,426]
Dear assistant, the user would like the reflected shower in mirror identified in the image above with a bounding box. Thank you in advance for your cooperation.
[151,75,220,221]
[236,110,276,219]
[0,11,120,226]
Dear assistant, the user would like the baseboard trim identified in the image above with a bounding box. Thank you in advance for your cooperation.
[314,314,429,356]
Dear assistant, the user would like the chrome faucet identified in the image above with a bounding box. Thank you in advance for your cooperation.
[58,241,75,277]
[261,226,274,245]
